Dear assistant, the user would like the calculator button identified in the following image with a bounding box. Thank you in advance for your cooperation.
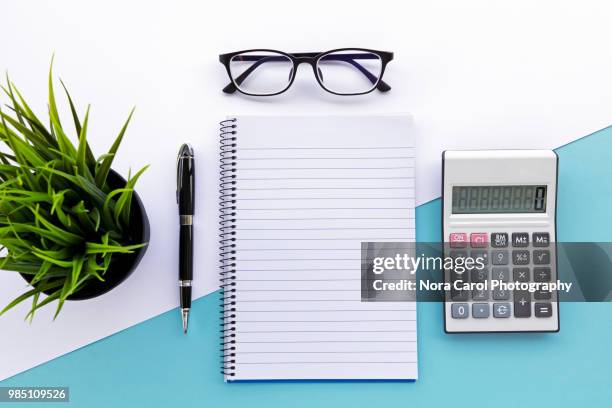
[534,289,552,300]
[533,250,551,265]
[470,250,489,265]
[472,303,490,318]
[451,303,469,318]
[493,303,511,318]
[491,233,508,248]
[450,249,467,259]
[451,288,469,301]
[534,267,551,282]
[514,290,532,318]
[532,233,550,247]
[512,233,529,247]
[513,267,530,282]
[472,288,489,301]
[534,303,553,317]
[492,267,510,282]
[491,250,509,265]
[493,288,510,300]
[512,250,530,265]
[449,233,468,248]
[470,267,488,283]
[470,233,488,248]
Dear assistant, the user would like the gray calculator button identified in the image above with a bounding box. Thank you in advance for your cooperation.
[451,303,469,318]
[533,250,551,265]
[450,249,467,259]
[470,250,489,265]
[493,288,510,300]
[535,302,553,317]
[491,233,508,248]
[472,288,489,301]
[492,267,510,282]
[514,290,531,318]
[512,233,529,247]
[472,303,490,318]
[493,302,511,318]
[451,288,469,301]
[491,250,509,265]
[512,250,530,265]
[534,267,551,282]
[470,267,488,283]
[534,289,552,300]
[513,267,530,282]
[532,233,550,247]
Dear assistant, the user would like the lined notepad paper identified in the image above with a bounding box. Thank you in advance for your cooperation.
[219,115,417,381]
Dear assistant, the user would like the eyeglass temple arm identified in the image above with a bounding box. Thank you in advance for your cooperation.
[222,54,391,94]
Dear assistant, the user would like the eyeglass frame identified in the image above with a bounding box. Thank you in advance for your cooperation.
[218,48,394,96]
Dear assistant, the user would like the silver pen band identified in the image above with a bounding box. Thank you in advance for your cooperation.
[179,280,192,287]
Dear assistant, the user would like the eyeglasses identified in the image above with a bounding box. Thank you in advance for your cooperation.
[219,48,393,96]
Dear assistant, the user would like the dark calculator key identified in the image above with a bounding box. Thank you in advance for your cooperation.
[532,233,550,247]
[514,290,531,318]
[449,250,467,263]
[451,289,469,301]
[491,250,509,265]
[534,289,552,300]
[512,250,530,265]
[451,269,469,283]
[472,288,489,301]
[470,250,489,266]
[493,288,510,300]
[491,233,509,248]
[492,267,510,282]
[512,233,529,247]
[534,267,551,282]
[534,302,553,317]
[470,267,488,283]
[533,250,551,265]
[493,302,511,318]
[472,303,490,318]
[513,267,530,282]
[451,303,469,318]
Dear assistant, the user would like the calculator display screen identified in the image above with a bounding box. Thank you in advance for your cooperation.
[452,185,547,214]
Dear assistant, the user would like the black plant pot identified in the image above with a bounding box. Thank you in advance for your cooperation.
[20,169,150,300]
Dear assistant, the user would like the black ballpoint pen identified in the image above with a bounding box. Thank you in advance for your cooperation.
[176,144,195,333]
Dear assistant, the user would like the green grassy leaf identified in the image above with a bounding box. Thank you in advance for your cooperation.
[114,165,148,228]
[47,58,76,162]
[0,279,63,317]
[95,107,135,187]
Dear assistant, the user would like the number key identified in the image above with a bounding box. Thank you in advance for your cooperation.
[492,250,509,265]
[451,303,469,318]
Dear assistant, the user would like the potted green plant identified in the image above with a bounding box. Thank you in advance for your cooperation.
[0,62,149,321]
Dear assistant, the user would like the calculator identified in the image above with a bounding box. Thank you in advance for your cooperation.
[442,150,559,333]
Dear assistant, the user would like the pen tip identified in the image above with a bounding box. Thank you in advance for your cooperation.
[181,308,190,334]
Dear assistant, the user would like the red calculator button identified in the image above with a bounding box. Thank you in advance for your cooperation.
[449,233,468,248]
[470,233,488,247]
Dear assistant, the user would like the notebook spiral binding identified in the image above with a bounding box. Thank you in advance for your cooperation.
[219,118,238,379]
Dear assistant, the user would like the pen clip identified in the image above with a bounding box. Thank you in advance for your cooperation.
[176,152,183,205]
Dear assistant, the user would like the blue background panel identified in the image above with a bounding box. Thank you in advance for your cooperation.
[1,126,611,407]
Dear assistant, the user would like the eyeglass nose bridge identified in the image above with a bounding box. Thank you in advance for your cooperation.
[291,57,322,83]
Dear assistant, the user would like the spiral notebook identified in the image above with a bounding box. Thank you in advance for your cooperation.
[219,115,417,381]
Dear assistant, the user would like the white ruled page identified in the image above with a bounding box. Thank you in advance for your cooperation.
[225,115,417,380]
